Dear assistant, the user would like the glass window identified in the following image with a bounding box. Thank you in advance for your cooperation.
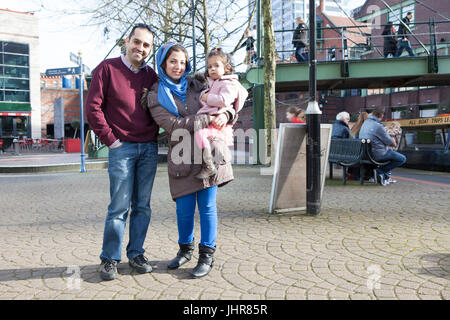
[3,66,29,78]
[4,90,29,102]
[0,77,3,88]
[3,42,29,54]
[419,108,438,118]
[15,116,28,136]
[4,78,29,90]
[389,8,401,26]
[1,116,13,136]
[3,54,29,66]
[0,90,4,101]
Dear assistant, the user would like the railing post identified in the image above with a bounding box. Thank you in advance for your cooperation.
[428,18,438,73]
[341,27,349,77]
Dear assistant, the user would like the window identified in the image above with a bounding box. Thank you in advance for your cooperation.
[4,66,28,78]
[3,78,29,90]
[391,107,405,119]
[419,108,438,118]
[4,90,29,102]
[388,3,415,27]
[0,41,30,103]
[3,42,28,54]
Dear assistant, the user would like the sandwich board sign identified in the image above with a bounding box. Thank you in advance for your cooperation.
[269,123,332,214]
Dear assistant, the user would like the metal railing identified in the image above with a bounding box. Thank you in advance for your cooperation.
[264,20,450,64]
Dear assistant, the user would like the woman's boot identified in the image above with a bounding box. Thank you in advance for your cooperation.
[168,242,195,269]
[191,244,215,278]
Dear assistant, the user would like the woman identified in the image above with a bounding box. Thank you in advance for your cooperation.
[331,111,351,139]
[350,111,369,139]
[382,22,397,58]
[141,43,236,278]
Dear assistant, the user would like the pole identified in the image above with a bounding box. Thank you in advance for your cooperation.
[256,0,262,64]
[305,0,322,215]
[191,0,196,72]
[78,52,86,173]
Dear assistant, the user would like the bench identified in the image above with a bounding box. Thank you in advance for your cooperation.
[328,138,390,185]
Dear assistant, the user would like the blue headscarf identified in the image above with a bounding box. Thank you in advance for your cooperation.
[156,42,191,117]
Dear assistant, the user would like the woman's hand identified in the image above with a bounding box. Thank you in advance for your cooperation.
[201,93,208,102]
[211,113,228,129]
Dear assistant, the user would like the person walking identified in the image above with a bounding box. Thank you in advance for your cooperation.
[239,28,256,67]
[359,107,407,186]
[382,22,397,58]
[142,42,236,278]
[395,12,415,57]
[85,24,159,281]
[292,17,308,62]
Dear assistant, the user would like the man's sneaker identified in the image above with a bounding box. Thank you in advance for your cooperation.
[129,254,153,274]
[99,259,118,281]
[377,174,389,186]
[387,177,397,183]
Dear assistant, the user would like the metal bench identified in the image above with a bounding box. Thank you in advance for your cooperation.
[328,138,391,185]
[328,138,363,185]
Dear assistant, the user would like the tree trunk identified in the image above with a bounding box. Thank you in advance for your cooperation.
[262,0,276,163]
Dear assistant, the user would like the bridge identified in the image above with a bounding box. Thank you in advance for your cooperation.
[244,55,450,92]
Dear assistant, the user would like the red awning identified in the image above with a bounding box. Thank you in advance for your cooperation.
[0,112,31,116]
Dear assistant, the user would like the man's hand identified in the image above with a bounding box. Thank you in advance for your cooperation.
[109,141,123,149]
[201,93,208,102]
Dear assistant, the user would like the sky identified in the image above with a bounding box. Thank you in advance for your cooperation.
[0,0,366,74]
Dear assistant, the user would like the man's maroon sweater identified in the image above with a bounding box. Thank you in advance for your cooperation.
[85,57,158,147]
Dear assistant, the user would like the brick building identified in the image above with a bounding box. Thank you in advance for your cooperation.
[40,74,87,138]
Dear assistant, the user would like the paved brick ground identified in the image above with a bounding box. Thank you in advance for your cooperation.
[0,165,449,300]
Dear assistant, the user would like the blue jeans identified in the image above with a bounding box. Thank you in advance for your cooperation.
[375,149,407,179]
[175,186,218,249]
[395,39,414,57]
[100,141,158,262]
[295,46,306,62]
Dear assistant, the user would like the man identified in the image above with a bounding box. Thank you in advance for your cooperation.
[85,24,159,281]
[359,107,407,186]
[292,17,308,62]
[395,12,415,57]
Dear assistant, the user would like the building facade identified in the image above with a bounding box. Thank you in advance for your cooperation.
[40,75,87,138]
[0,8,40,139]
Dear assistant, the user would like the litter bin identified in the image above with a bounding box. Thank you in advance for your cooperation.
[12,138,20,155]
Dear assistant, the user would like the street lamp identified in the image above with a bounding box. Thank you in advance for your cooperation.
[191,0,196,72]
[305,0,322,215]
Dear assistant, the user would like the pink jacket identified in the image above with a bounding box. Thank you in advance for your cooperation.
[197,74,248,116]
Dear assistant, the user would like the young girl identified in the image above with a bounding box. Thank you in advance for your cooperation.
[384,121,402,183]
[194,48,248,179]
[385,121,402,151]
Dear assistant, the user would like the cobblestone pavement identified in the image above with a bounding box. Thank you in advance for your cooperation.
[0,165,449,300]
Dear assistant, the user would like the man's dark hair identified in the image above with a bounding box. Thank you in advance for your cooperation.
[406,11,413,16]
[372,106,385,118]
[128,23,155,39]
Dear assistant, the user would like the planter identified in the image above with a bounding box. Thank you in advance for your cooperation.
[64,138,81,153]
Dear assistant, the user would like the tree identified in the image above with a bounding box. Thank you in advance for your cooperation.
[262,0,276,163]
[76,0,252,69]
